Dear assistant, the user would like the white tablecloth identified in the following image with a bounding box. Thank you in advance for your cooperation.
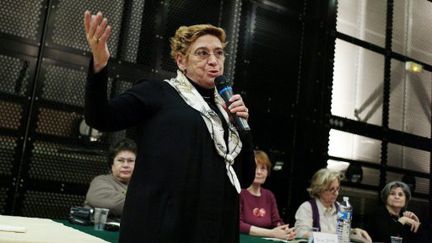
[0,215,108,243]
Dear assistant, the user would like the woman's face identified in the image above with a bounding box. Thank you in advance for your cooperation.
[318,179,340,206]
[111,150,136,184]
[386,187,406,210]
[176,34,224,88]
[253,162,268,185]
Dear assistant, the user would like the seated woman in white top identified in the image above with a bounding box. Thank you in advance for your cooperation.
[294,168,371,242]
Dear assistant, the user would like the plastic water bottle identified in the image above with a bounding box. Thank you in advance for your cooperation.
[336,196,352,243]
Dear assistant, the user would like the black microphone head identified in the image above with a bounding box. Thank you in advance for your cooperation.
[214,75,231,91]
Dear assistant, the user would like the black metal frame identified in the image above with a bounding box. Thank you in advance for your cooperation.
[329,0,432,221]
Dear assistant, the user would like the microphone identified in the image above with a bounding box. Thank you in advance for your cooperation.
[214,75,251,131]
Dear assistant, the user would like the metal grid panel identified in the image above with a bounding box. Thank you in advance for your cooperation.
[361,167,380,187]
[136,0,158,68]
[393,0,432,64]
[0,101,22,130]
[341,187,379,222]
[161,0,222,72]
[387,171,429,195]
[113,79,133,96]
[332,39,384,126]
[29,141,107,183]
[389,59,431,138]
[0,136,16,176]
[328,129,381,163]
[120,0,145,63]
[0,0,44,40]
[0,188,8,214]
[0,54,31,96]
[416,177,430,195]
[336,0,386,48]
[238,4,299,116]
[50,0,124,57]
[387,143,430,173]
[22,191,85,219]
[41,64,87,107]
[35,108,81,137]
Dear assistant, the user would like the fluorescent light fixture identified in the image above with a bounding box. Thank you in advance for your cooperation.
[405,61,423,73]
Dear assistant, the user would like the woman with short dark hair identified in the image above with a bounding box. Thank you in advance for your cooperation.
[366,181,423,243]
[84,138,136,220]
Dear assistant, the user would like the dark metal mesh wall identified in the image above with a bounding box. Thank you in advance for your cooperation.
[137,0,223,73]
[0,54,31,96]
[0,188,9,214]
[41,64,87,107]
[0,49,35,216]
[0,0,44,40]
[49,0,124,57]
[120,0,145,63]
[0,136,16,176]
[0,102,22,131]
[22,191,85,219]
[162,0,222,72]
[29,141,107,183]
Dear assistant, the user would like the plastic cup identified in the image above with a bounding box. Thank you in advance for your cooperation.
[390,236,403,243]
[93,208,109,231]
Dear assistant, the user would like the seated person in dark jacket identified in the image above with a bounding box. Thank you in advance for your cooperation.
[366,181,424,243]
[84,138,136,221]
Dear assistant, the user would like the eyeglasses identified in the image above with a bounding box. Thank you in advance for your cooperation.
[324,187,340,193]
[192,49,226,60]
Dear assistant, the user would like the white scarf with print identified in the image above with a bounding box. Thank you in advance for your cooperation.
[165,70,243,193]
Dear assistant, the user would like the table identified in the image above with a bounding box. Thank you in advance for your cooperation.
[60,220,118,243]
[61,220,304,243]
[0,216,108,243]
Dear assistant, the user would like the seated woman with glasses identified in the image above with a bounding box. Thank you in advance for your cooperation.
[84,138,136,221]
[294,168,371,242]
[240,150,296,241]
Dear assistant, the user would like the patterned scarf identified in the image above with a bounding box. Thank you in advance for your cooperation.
[165,70,243,193]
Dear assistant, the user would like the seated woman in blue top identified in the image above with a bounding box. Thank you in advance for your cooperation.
[240,150,296,241]
[366,181,425,243]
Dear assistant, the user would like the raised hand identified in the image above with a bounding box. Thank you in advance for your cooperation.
[83,10,112,73]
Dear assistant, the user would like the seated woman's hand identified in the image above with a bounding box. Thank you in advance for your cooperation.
[403,211,420,222]
[399,216,421,232]
[351,228,372,243]
[271,224,296,240]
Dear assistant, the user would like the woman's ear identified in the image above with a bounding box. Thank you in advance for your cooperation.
[176,53,186,72]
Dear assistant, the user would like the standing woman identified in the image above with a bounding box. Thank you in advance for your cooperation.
[83,11,255,243]
[366,181,424,243]
[240,150,296,240]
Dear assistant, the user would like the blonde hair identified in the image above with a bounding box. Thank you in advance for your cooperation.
[170,24,227,60]
[254,150,272,175]
[308,168,343,198]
